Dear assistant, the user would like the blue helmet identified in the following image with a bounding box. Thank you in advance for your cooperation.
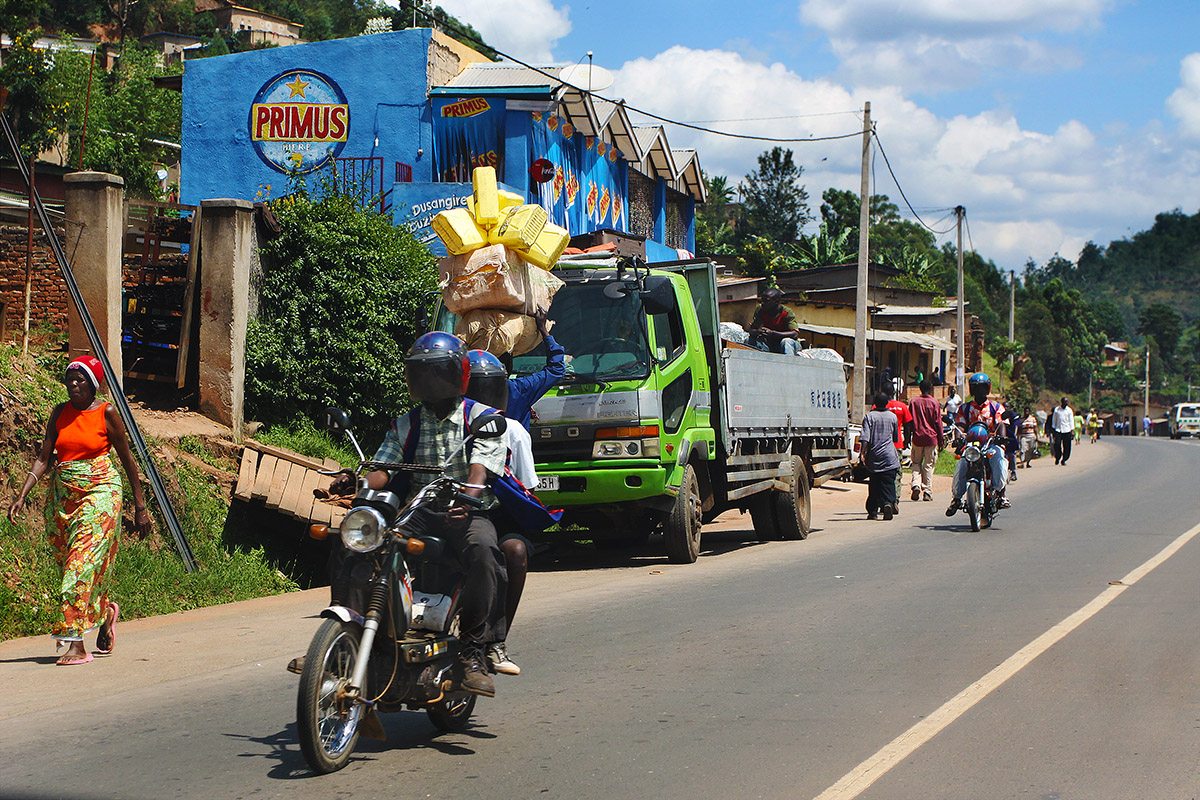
[966,422,990,444]
[405,332,468,404]
[968,372,991,402]
[466,349,509,410]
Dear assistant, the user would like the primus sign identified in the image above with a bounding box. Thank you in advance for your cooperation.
[249,69,349,173]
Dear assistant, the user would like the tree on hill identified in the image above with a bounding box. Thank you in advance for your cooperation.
[819,188,937,269]
[1137,303,1182,371]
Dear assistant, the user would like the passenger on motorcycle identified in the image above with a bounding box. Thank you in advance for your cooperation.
[945,373,1011,517]
[332,332,508,698]
[466,349,535,677]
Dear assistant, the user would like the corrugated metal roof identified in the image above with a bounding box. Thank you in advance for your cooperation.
[442,62,564,89]
[794,322,955,350]
[875,304,957,316]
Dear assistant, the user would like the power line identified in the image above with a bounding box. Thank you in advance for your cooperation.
[872,129,955,235]
[395,0,864,144]
[682,110,862,124]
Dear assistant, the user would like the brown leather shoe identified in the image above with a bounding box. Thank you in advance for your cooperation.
[459,645,496,697]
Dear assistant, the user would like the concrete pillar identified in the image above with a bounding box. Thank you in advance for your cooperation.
[64,172,125,378]
[198,198,253,440]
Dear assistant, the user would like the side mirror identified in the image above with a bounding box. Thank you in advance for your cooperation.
[469,412,507,439]
[640,275,677,316]
[323,407,351,434]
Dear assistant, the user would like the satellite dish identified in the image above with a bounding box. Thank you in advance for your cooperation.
[558,63,614,93]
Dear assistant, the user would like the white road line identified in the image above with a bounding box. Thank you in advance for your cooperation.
[813,519,1200,800]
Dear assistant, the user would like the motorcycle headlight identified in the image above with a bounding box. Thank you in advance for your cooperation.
[341,507,387,553]
[963,445,983,463]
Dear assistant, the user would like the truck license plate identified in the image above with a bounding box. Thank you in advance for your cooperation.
[538,475,559,492]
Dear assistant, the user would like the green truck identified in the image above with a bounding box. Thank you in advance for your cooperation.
[438,257,852,563]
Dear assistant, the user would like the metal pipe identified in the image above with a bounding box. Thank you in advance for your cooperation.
[0,110,196,571]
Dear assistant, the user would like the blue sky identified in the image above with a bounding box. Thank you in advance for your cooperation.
[414,0,1200,271]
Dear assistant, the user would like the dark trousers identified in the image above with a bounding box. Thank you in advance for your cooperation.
[330,507,507,647]
[1053,431,1073,463]
[867,468,898,514]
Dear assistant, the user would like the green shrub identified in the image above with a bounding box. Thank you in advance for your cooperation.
[247,180,437,442]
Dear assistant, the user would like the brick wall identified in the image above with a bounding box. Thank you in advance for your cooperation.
[0,223,70,339]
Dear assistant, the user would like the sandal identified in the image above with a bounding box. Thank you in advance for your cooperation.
[96,601,119,655]
[57,651,93,666]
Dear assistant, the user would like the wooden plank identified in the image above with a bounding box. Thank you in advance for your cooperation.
[290,468,320,520]
[176,205,201,388]
[303,470,331,523]
[265,460,294,509]
[322,457,342,470]
[279,466,310,518]
[251,454,278,500]
[233,448,258,502]
[244,439,327,471]
[330,507,347,528]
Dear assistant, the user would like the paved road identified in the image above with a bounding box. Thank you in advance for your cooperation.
[2,436,1198,800]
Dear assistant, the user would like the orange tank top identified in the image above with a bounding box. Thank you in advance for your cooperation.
[55,403,111,463]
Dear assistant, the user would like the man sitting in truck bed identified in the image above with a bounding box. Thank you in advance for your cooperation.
[747,287,803,355]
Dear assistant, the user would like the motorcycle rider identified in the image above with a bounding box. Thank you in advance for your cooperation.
[466,349,536,677]
[333,332,508,698]
[945,372,1010,517]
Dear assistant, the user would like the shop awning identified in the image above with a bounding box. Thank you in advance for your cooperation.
[794,323,955,350]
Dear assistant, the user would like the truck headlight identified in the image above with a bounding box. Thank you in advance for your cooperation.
[594,440,641,457]
[341,507,387,553]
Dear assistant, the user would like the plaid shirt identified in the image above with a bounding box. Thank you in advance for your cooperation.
[373,401,505,508]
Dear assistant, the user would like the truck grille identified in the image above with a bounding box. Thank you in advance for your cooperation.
[531,440,593,462]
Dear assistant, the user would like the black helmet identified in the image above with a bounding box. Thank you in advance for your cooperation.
[466,349,509,411]
[405,332,468,405]
[968,372,991,403]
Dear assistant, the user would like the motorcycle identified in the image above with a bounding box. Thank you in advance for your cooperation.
[296,406,507,774]
[951,422,1002,532]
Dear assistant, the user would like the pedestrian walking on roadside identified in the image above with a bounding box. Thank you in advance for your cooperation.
[1001,401,1021,481]
[1073,410,1083,444]
[1086,409,1101,443]
[1019,407,1039,468]
[885,387,914,514]
[944,388,962,420]
[1143,414,1152,436]
[6,356,151,665]
[1051,397,1075,465]
[860,392,900,520]
[907,380,943,502]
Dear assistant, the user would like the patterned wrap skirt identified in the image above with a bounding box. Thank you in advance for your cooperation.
[46,453,121,641]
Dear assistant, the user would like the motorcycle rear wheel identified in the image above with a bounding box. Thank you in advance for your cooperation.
[965,482,981,532]
[427,692,477,732]
[298,619,364,774]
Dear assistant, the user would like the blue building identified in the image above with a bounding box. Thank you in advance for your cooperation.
[180,28,705,259]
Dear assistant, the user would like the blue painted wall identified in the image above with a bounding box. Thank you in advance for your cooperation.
[181,29,434,205]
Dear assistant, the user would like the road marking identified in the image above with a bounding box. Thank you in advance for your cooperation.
[813,519,1200,800]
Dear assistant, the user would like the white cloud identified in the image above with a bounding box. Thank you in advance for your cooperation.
[387,0,571,62]
[610,46,1200,271]
[1167,53,1200,139]
[799,0,1108,92]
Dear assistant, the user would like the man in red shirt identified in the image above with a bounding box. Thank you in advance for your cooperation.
[885,387,914,514]
[907,380,944,501]
[747,288,803,355]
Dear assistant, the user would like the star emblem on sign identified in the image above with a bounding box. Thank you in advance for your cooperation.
[284,76,309,98]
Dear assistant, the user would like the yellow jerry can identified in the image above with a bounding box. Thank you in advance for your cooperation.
[467,190,524,221]
[519,222,570,270]
[488,204,549,250]
[431,208,488,255]
[471,166,500,227]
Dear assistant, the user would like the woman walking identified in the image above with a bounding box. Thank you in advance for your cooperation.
[7,356,150,665]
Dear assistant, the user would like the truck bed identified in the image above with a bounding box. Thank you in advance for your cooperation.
[719,347,849,446]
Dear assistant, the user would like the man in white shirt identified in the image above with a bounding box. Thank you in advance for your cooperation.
[944,388,962,419]
[1050,396,1075,465]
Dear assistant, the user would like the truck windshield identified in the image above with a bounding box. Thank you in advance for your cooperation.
[512,281,651,383]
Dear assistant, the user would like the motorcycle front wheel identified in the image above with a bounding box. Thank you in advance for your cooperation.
[298,619,365,774]
[965,482,981,532]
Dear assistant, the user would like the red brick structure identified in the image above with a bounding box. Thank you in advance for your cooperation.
[0,223,71,339]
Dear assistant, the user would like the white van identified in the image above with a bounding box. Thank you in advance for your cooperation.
[1169,403,1200,439]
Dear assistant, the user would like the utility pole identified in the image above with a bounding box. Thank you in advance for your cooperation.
[852,102,871,423]
[955,206,965,398]
[1144,345,1150,434]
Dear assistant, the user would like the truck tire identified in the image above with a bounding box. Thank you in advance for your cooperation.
[665,464,703,563]
[773,455,811,540]
[750,494,780,541]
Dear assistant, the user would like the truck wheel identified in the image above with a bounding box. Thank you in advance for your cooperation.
[665,464,703,563]
[750,494,780,541]
[773,456,811,540]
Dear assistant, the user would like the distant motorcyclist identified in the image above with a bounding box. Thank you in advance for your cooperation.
[945,373,1010,517]
[332,332,508,697]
